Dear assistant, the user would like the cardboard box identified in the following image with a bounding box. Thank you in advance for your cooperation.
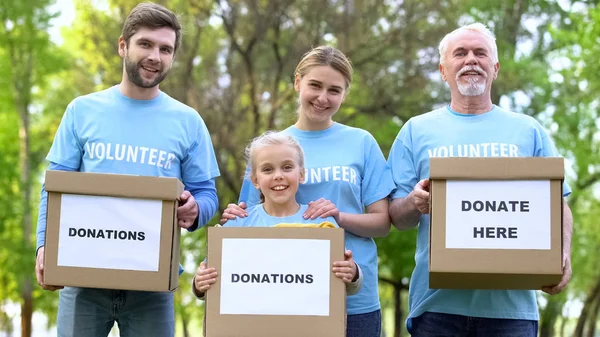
[205,227,346,337]
[43,170,184,291]
[429,157,564,290]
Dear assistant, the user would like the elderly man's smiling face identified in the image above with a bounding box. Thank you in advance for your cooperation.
[440,29,500,98]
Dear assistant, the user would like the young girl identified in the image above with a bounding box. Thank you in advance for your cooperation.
[221,46,395,337]
[193,131,362,298]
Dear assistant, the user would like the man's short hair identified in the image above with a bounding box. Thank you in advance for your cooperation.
[438,23,498,65]
[121,2,182,54]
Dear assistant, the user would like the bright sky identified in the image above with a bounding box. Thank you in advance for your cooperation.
[48,0,76,45]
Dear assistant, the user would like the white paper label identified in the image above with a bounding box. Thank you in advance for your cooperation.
[219,238,330,316]
[445,180,551,250]
[57,194,163,271]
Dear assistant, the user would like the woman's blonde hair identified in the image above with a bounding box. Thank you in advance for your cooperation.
[293,46,354,90]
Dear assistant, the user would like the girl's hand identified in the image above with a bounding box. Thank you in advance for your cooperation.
[303,198,340,221]
[332,250,357,283]
[194,261,218,294]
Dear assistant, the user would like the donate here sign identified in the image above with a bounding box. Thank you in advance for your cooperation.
[219,238,331,316]
[445,180,551,250]
[57,194,163,271]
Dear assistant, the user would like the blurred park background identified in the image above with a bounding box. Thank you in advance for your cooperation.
[1,0,599,336]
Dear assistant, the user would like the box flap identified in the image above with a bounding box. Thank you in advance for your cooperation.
[430,157,564,180]
[45,170,184,200]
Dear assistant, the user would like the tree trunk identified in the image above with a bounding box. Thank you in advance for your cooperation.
[17,96,33,337]
[559,314,567,337]
[393,283,403,337]
[574,276,600,337]
[379,277,409,337]
[539,295,563,337]
[175,294,190,337]
[181,312,190,337]
[585,293,600,337]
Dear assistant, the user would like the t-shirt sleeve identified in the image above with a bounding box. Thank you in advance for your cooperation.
[388,121,419,199]
[182,116,220,184]
[36,162,78,253]
[534,124,571,196]
[361,135,395,206]
[46,103,83,169]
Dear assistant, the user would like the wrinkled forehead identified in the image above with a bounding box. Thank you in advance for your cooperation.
[446,29,495,54]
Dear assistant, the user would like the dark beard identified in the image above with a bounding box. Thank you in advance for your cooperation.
[124,58,169,88]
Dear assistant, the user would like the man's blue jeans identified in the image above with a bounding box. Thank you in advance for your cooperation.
[57,287,175,337]
[409,311,537,337]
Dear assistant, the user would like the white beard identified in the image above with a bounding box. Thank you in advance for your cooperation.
[456,65,487,96]
[457,78,486,96]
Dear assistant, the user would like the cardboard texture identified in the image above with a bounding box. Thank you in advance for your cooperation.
[205,227,346,337]
[43,170,184,291]
[429,157,564,290]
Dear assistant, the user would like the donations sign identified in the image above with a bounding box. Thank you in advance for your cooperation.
[205,227,346,337]
[428,157,564,290]
[58,194,163,271]
[445,180,551,250]
[220,238,330,316]
[43,170,184,292]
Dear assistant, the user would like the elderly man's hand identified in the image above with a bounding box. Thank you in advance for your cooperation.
[542,257,572,295]
[411,179,430,214]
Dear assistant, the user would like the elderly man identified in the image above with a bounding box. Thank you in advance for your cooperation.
[387,23,573,336]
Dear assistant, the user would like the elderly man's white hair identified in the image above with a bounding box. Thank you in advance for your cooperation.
[438,23,499,65]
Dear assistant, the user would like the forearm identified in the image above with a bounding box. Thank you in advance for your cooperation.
[36,187,49,255]
[562,201,573,261]
[186,179,218,232]
[36,162,78,254]
[389,193,421,230]
[337,212,390,238]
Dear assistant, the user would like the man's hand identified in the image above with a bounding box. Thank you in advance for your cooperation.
[35,247,63,291]
[219,202,248,225]
[411,179,430,214]
[542,257,572,295]
[177,191,199,229]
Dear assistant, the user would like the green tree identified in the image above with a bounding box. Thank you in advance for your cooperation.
[545,4,600,336]
[0,0,68,335]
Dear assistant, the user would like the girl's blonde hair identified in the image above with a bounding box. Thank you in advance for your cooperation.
[245,131,305,202]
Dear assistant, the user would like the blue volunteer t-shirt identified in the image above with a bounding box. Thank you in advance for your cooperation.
[38,85,221,261]
[46,85,219,181]
[239,122,395,315]
[387,105,571,326]
[225,204,337,228]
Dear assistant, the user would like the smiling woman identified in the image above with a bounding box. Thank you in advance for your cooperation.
[225,46,396,337]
